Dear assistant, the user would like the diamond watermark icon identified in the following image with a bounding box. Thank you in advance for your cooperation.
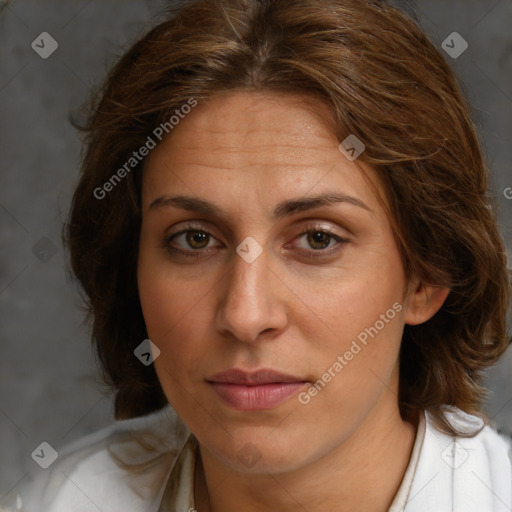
[237,442,262,468]
[31,442,58,469]
[134,338,161,366]
[441,32,468,59]
[441,441,469,469]
[338,134,365,161]
[32,237,58,263]
[31,32,58,59]
[236,236,263,263]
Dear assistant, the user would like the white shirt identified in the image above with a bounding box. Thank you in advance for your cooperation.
[3,405,511,511]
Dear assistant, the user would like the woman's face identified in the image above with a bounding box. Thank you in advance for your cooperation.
[138,90,426,474]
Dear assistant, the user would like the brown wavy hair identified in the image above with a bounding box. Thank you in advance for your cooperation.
[63,0,511,435]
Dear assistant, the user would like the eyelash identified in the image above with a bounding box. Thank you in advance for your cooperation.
[162,222,350,260]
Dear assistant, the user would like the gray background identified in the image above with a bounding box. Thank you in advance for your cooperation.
[0,0,511,502]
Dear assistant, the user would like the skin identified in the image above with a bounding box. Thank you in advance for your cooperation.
[137,90,450,512]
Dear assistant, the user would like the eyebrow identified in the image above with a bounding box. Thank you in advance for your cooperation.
[148,192,373,218]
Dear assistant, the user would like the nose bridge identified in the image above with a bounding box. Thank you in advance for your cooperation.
[225,244,270,319]
[216,241,286,343]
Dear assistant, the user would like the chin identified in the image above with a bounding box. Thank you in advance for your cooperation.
[206,434,311,475]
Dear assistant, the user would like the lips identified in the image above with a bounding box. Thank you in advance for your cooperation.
[206,368,309,410]
[207,368,306,385]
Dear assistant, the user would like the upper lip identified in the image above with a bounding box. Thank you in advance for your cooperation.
[207,368,307,385]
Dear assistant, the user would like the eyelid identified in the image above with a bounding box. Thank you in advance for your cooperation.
[165,218,351,239]
[291,220,352,241]
[166,221,213,236]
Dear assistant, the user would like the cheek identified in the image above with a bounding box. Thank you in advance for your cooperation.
[297,248,406,403]
[137,250,183,356]
[307,263,405,353]
[299,286,405,426]
[138,234,194,335]
[307,283,405,382]
[138,276,195,357]
[137,250,215,386]
[137,262,220,430]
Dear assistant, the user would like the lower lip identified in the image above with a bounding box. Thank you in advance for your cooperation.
[208,382,308,410]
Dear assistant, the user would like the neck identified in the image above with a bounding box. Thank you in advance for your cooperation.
[194,401,419,512]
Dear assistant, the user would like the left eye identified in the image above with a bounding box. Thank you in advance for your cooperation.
[296,230,341,251]
[288,228,350,259]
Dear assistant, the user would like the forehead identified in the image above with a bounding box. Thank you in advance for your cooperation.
[142,90,387,214]
[153,90,338,158]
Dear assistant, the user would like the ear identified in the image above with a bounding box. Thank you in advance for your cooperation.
[403,276,450,326]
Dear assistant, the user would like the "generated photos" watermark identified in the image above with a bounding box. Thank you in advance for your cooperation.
[298,301,403,404]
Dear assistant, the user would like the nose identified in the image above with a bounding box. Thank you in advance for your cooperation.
[215,243,288,344]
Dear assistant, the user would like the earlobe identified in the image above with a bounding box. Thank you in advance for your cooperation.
[404,279,450,326]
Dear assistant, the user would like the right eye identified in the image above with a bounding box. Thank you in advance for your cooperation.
[162,224,222,258]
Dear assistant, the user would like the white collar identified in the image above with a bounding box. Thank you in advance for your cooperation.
[10,406,511,511]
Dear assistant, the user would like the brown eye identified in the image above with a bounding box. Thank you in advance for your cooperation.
[290,225,350,260]
[185,231,210,249]
[307,231,332,250]
[163,224,220,258]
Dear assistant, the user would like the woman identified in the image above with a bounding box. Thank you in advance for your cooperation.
[7,0,511,510]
